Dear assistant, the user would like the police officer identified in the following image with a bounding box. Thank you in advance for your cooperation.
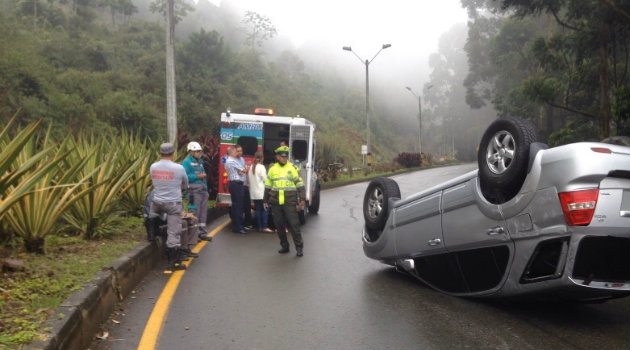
[182,141,212,242]
[263,146,306,257]
[149,143,189,272]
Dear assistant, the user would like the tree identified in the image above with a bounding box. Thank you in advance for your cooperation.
[241,11,277,53]
[463,0,630,139]
[177,29,232,135]
[149,0,194,24]
[150,0,191,142]
[425,23,495,160]
[100,0,137,26]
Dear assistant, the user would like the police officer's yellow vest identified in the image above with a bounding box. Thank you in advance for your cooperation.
[265,162,304,205]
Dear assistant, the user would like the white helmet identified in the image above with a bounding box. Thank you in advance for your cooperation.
[187,141,202,152]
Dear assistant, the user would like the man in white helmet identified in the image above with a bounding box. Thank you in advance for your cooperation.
[182,141,212,244]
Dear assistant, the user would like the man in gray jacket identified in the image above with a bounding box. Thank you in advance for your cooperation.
[149,143,189,273]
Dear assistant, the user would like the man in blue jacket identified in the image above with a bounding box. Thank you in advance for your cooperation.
[182,141,212,242]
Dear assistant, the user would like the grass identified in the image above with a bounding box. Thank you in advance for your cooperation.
[0,216,144,350]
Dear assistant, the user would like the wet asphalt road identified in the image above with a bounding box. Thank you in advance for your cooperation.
[91,164,630,350]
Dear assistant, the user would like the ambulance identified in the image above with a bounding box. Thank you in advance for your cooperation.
[216,108,321,224]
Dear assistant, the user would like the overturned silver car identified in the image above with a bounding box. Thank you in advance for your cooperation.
[363,117,630,301]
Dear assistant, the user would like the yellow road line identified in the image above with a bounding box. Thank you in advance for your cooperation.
[137,218,230,350]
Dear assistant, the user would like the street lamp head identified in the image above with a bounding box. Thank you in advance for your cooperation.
[382,44,391,49]
[342,46,352,51]
[405,86,419,98]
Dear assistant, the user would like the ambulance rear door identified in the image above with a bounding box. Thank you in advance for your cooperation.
[289,124,314,203]
[217,120,263,206]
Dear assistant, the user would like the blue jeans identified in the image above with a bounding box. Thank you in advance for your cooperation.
[253,199,269,230]
[243,186,253,226]
[229,181,245,231]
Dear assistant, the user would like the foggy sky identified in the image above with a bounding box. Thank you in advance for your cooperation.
[196,0,479,157]
[212,0,469,94]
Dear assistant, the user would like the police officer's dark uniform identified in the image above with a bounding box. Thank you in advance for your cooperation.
[264,146,306,257]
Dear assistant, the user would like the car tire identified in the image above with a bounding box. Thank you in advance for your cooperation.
[308,181,320,214]
[478,116,538,204]
[363,177,401,235]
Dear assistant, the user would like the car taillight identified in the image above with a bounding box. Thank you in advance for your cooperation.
[590,147,612,154]
[558,189,599,226]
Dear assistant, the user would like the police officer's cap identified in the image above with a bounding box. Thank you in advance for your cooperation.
[275,145,290,157]
[159,142,175,155]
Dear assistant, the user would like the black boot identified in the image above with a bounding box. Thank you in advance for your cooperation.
[278,246,290,254]
[183,248,199,258]
[296,246,303,257]
[198,233,212,241]
[177,248,190,262]
[144,217,159,241]
[165,247,186,273]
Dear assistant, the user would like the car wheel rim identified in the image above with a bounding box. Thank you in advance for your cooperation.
[486,130,515,174]
[367,187,383,219]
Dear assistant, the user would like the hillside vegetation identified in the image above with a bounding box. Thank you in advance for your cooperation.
[0,0,414,167]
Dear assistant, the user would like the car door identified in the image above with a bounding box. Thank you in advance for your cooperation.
[441,177,510,249]
[393,191,447,258]
[440,177,513,293]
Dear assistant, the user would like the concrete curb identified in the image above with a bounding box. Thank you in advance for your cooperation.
[24,206,229,350]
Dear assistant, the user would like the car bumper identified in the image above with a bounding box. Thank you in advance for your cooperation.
[493,228,630,300]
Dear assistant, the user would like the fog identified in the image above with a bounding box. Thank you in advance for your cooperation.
[152,0,493,160]
[204,0,495,159]
[215,0,469,101]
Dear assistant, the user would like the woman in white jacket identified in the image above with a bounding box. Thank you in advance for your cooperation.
[248,151,273,232]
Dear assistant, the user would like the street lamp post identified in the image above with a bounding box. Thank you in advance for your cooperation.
[405,85,432,155]
[405,86,422,154]
[343,44,391,166]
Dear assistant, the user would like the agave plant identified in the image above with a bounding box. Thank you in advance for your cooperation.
[0,117,62,220]
[62,132,144,239]
[3,129,99,253]
[118,130,157,217]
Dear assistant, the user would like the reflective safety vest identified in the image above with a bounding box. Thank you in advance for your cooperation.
[264,162,305,205]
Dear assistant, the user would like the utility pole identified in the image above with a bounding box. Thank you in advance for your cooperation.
[165,0,177,143]
[364,58,370,160]
[416,92,421,153]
